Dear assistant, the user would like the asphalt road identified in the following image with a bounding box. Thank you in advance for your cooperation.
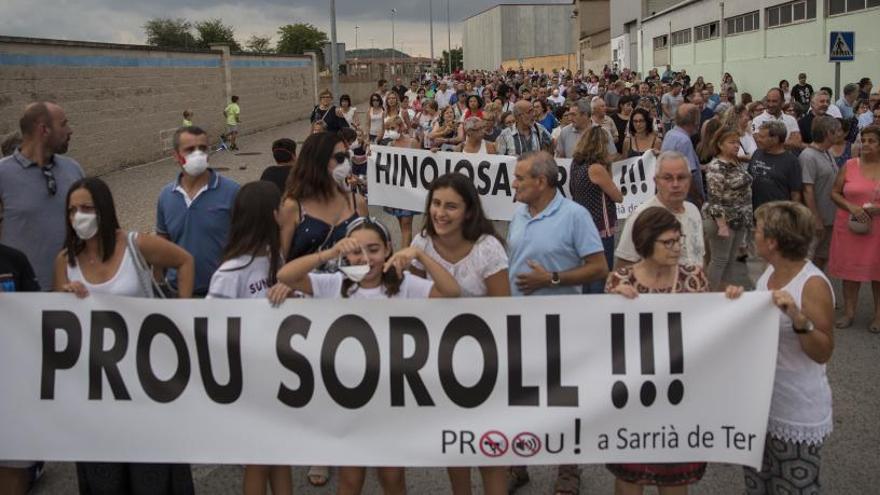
[27,110,880,494]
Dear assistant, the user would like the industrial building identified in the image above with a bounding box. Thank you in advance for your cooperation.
[610,0,879,96]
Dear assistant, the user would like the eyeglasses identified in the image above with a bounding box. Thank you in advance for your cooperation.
[656,235,685,249]
[41,165,57,196]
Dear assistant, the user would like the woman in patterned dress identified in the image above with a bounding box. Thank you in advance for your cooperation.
[605,206,742,495]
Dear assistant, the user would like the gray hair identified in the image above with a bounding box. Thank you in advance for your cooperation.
[590,96,604,110]
[463,116,482,132]
[655,151,689,175]
[811,115,841,144]
[759,120,787,144]
[571,99,592,117]
[520,151,559,187]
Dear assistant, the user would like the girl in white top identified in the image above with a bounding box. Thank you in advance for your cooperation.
[367,93,385,143]
[277,217,460,495]
[53,177,196,495]
[206,181,293,495]
[745,201,835,495]
[339,94,357,128]
[409,173,509,494]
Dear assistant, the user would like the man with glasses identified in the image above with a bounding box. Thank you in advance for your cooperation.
[614,151,705,269]
[0,101,83,291]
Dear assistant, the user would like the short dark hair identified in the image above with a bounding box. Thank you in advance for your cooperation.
[64,177,121,267]
[173,126,208,151]
[339,94,352,106]
[632,207,681,259]
[231,95,239,102]
[19,102,52,136]
[271,138,297,163]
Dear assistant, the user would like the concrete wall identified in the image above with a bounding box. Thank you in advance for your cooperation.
[611,0,641,38]
[502,53,577,73]
[639,0,880,97]
[501,5,575,62]
[0,36,317,176]
[463,7,503,70]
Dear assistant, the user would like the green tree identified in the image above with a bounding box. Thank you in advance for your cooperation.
[194,18,241,51]
[246,35,274,54]
[276,23,328,54]
[144,18,196,48]
[441,48,463,73]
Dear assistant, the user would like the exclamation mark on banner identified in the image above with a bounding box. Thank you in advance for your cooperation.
[628,163,638,195]
[619,168,628,197]
[610,313,628,409]
[639,313,656,407]
[573,418,581,454]
[637,159,648,193]
[667,312,685,405]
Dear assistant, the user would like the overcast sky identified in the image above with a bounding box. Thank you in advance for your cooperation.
[1,0,569,58]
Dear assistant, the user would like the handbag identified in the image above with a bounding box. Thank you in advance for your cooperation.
[126,232,166,299]
[847,215,872,235]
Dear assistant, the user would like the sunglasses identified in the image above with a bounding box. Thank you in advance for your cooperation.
[333,151,349,164]
[41,165,57,196]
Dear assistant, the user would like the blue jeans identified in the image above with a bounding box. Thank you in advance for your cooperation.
[584,235,615,294]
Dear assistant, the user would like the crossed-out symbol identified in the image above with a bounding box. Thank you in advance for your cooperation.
[479,430,509,457]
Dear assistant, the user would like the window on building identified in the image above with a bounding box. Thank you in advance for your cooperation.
[671,29,691,46]
[725,11,759,35]
[829,0,880,15]
[694,21,719,42]
[653,35,668,50]
[766,0,817,27]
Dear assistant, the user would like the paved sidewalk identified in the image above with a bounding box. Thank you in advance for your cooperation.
[26,107,880,494]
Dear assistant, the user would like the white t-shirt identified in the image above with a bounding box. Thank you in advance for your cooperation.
[752,111,800,139]
[615,196,705,266]
[410,234,508,297]
[308,271,433,299]
[207,255,272,299]
[825,104,842,119]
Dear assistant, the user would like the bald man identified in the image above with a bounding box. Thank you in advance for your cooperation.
[0,102,84,290]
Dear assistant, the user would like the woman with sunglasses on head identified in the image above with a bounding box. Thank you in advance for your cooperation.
[622,107,661,159]
[410,173,509,495]
[207,181,293,495]
[277,217,460,495]
[53,177,196,495]
[606,206,742,495]
[367,93,386,143]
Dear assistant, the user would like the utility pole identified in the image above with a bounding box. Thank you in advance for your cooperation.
[329,0,339,97]
[446,0,452,74]
[392,8,397,77]
[355,25,359,50]
[429,0,435,73]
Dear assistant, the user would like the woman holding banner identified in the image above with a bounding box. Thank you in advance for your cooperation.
[605,206,741,495]
[744,201,834,494]
[410,172,510,495]
[53,177,196,495]
[571,126,623,293]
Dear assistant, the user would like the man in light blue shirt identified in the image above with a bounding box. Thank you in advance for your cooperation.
[836,83,858,120]
[661,103,705,204]
[507,151,608,296]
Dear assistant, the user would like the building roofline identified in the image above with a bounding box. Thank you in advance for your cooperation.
[642,0,702,23]
[463,1,575,22]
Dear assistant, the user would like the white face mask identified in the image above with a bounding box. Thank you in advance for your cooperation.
[384,130,401,141]
[332,159,352,187]
[72,212,99,240]
[182,150,209,177]
[338,264,371,282]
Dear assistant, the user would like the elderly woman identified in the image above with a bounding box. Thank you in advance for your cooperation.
[744,201,835,494]
[829,125,880,331]
[457,117,496,154]
[607,206,741,495]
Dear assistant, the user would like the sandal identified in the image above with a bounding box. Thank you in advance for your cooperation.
[835,316,855,329]
[307,466,330,487]
[507,465,530,493]
[554,464,580,495]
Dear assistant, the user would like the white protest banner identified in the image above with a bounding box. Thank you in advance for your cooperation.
[0,292,777,468]
[367,146,655,221]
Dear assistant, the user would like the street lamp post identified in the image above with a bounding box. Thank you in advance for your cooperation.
[446,0,452,74]
[429,0,435,73]
[329,0,339,97]
[391,9,397,77]
[355,25,359,50]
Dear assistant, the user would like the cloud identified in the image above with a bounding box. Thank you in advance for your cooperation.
[0,0,569,57]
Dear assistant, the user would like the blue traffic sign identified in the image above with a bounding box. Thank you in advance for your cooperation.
[829,31,854,62]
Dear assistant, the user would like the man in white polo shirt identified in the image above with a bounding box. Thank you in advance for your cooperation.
[752,88,803,151]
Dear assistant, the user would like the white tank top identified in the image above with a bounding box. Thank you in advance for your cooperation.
[67,247,142,297]
[369,109,384,136]
[756,261,834,445]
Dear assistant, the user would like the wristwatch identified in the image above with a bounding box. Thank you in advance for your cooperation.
[793,318,815,334]
[550,272,561,286]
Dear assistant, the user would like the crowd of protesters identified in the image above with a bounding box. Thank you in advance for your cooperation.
[0,60,878,495]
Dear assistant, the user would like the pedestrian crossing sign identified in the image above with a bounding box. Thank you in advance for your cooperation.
[829,31,854,62]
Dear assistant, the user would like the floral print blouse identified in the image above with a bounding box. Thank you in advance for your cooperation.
[703,157,753,229]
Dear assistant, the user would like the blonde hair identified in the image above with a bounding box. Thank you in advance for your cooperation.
[572,126,610,166]
[384,115,404,129]
[754,201,814,260]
